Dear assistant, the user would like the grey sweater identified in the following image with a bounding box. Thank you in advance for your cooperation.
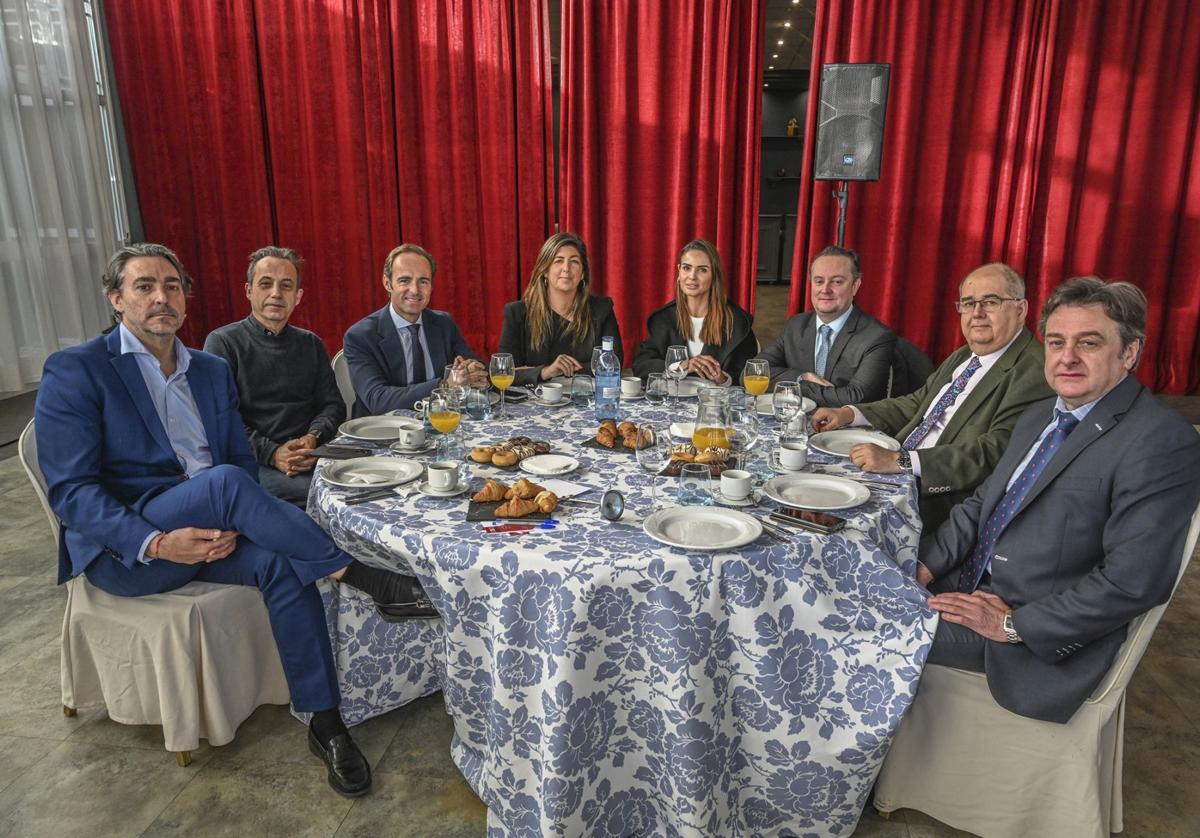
[204,315,345,466]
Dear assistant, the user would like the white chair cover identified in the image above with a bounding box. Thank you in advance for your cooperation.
[874,501,1200,837]
[331,349,355,417]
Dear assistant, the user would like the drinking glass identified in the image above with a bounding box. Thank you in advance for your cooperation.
[727,403,761,471]
[773,381,802,427]
[489,353,515,417]
[571,374,595,408]
[742,358,770,399]
[464,384,493,421]
[634,423,669,509]
[590,346,603,376]
[645,372,668,406]
[664,345,689,402]
[677,463,714,506]
[428,390,463,459]
[443,364,469,391]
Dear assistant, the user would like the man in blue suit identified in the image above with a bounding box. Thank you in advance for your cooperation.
[343,243,486,415]
[35,243,430,797]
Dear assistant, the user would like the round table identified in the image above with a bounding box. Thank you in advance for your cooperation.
[311,395,937,838]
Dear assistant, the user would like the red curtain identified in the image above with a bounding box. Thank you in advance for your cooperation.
[559,0,765,359]
[105,0,552,356]
[790,0,1200,393]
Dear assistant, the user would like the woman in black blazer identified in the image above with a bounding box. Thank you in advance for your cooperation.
[631,239,756,382]
[498,232,623,386]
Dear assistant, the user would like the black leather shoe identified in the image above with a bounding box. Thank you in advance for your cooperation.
[308,727,372,798]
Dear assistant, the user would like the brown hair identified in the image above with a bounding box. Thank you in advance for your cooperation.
[382,243,436,281]
[674,239,732,345]
[1039,276,1147,365]
[523,232,592,351]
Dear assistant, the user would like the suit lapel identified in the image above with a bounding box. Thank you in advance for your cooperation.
[377,308,409,386]
[106,330,177,462]
[794,313,817,370]
[823,309,859,375]
[939,330,1030,442]
[422,315,448,373]
[186,356,221,460]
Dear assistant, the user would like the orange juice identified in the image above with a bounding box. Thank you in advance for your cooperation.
[490,374,515,390]
[429,411,461,434]
[743,375,769,396]
[693,426,730,450]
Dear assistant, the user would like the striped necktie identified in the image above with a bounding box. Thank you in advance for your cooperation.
[902,356,982,450]
[407,323,428,385]
[814,324,833,378]
[956,410,1081,592]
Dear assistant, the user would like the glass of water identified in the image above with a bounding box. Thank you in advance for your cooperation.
[572,375,595,408]
[677,463,714,506]
[645,373,668,406]
[635,423,669,509]
[464,385,492,421]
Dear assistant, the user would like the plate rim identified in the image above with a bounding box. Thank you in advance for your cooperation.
[338,415,422,441]
[642,506,762,551]
[762,473,870,510]
[808,429,901,457]
[322,455,423,488]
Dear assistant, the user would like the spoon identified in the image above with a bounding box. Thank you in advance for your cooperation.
[600,489,626,521]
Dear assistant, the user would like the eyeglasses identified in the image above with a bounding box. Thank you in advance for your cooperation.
[954,296,1019,313]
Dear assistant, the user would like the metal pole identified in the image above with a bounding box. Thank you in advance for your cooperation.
[834,181,849,248]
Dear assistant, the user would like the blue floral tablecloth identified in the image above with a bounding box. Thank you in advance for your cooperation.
[311,398,937,837]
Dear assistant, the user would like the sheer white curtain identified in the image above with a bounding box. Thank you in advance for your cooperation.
[0,0,125,392]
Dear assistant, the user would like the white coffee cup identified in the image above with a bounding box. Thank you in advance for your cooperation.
[535,382,565,403]
[396,419,427,448]
[427,460,460,491]
[620,376,643,397]
[772,441,808,471]
[720,468,753,500]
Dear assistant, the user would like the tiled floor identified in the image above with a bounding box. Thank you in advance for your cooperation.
[3,329,1200,835]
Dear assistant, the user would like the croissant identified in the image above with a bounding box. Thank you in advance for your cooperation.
[472,479,508,503]
[596,427,617,448]
[505,477,545,500]
[617,421,637,437]
[495,497,539,518]
[599,419,617,434]
[533,490,558,514]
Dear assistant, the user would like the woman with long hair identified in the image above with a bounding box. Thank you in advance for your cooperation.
[631,239,757,382]
[497,232,622,386]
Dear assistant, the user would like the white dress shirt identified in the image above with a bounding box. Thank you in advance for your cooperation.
[388,307,436,382]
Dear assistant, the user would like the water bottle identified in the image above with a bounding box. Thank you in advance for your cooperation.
[593,336,621,421]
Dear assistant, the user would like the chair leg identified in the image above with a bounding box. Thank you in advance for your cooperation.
[62,705,77,717]
[175,751,192,768]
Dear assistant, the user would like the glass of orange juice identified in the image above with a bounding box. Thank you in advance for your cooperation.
[489,353,515,417]
[742,358,770,398]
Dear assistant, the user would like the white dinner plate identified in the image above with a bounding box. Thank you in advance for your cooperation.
[755,393,817,417]
[323,456,423,489]
[417,480,470,498]
[520,454,580,476]
[339,416,419,443]
[670,422,696,440]
[643,507,763,551]
[762,473,870,511]
[389,439,436,455]
[809,429,901,457]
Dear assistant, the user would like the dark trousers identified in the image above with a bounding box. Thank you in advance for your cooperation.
[258,464,314,508]
[84,464,351,712]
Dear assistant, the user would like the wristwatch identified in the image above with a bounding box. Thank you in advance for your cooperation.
[1002,611,1022,644]
[897,450,912,471]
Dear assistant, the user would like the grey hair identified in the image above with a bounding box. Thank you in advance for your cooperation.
[246,246,304,288]
[1039,276,1147,366]
[810,245,862,279]
[959,262,1025,300]
[101,243,193,315]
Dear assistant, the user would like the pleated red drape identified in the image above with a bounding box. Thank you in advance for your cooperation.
[790,0,1200,393]
[559,0,765,359]
[106,0,552,355]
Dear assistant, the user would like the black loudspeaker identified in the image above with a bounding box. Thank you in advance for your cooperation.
[814,63,891,181]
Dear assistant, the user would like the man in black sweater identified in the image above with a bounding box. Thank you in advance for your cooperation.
[204,247,344,506]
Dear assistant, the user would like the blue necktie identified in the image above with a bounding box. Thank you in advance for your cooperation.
[407,324,428,385]
[814,325,833,378]
[957,410,1081,592]
[903,356,982,450]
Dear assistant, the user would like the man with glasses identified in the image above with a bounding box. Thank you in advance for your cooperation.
[755,245,896,407]
[811,263,1051,530]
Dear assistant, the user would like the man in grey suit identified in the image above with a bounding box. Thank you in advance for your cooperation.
[917,278,1200,723]
[756,246,896,407]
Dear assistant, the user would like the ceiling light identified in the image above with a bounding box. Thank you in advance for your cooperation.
[764,83,770,88]
[772,53,779,58]
[792,0,801,5]
[769,65,776,70]
[777,39,784,45]
[784,21,792,28]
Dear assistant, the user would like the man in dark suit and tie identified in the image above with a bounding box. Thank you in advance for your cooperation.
[811,263,1052,530]
[35,244,434,797]
[343,243,486,415]
[917,278,1200,722]
[756,245,896,407]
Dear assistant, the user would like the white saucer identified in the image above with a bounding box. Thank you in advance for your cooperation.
[389,439,436,455]
[417,480,470,498]
[713,489,755,507]
[620,393,645,401]
[531,397,570,408]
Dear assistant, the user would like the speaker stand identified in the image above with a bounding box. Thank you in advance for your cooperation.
[833,181,849,247]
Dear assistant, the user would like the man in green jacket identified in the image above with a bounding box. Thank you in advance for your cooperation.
[810,263,1052,531]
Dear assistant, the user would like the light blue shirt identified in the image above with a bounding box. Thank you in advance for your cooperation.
[802,305,855,382]
[119,324,212,561]
[388,307,437,383]
[1004,386,1114,491]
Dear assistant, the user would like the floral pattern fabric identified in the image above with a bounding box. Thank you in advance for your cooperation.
[311,399,937,837]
